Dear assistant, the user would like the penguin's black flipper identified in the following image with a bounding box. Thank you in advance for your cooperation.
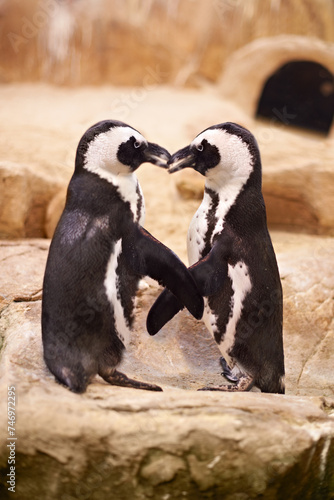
[122,225,204,321]
[147,288,181,335]
[189,244,228,296]
[147,243,229,335]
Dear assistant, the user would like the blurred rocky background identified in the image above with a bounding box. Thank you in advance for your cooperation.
[0,1,334,499]
[1,0,334,86]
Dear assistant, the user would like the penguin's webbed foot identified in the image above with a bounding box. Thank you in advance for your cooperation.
[219,356,239,383]
[102,370,163,392]
[198,374,254,392]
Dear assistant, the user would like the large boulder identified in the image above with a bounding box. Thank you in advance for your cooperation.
[260,127,334,235]
[0,236,333,499]
[0,161,65,238]
[274,233,334,396]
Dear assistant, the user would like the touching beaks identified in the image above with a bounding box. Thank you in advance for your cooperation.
[144,142,171,168]
[167,145,196,174]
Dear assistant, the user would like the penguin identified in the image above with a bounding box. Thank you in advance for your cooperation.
[147,122,285,394]
[42,120,204,394]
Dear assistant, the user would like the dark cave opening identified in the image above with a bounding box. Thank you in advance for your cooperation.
[256,60,334,135]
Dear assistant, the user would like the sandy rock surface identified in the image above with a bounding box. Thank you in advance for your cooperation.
[0,236,333,499]
[1,234,333,396]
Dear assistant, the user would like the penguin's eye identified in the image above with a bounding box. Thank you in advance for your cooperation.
[134,141,141,149]
[197,143,204,152]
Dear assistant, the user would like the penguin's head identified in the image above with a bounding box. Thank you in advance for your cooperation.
[76,120,170,176]
[168,122,260,187]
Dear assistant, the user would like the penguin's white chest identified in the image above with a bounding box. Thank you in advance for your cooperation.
[187,185,238,266]
[203,261,252,366]
[104,175,145,347]
[187,195,211,265]
[114,174,145,225]
[104,240,132,346]
[188,186,252,366]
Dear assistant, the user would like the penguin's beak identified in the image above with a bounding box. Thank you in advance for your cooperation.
[143,142,171,168]
[168,146,196,173]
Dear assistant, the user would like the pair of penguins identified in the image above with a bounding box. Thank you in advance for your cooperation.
[42,120,285,395]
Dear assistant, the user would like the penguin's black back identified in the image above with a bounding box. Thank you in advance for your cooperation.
[42,171,137,392]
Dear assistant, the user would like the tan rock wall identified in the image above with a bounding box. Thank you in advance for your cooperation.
[1,0,334,86]
[0,161,64,238]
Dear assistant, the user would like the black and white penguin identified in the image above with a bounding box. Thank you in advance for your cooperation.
[42,120,204,393]
[147,122,285,394]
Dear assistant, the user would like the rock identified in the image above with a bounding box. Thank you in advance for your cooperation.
[274,232,334,396]
[0,239,49,312]
[140,453,186,486]
[2,1,334,87]
[0,237,334,499]
[219,35,334,119]
[173,169,205,201]
[44,187,67,238]
[2,387,333,500]
[260,129,334,235]
[0,161,66,239]
[172,169,205,201]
